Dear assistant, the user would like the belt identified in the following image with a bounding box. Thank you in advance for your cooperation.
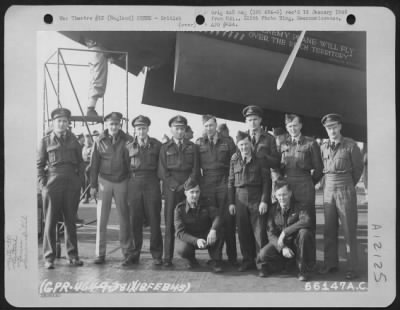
[130,171,158,178]
[48,165,78,175]
[324,173,353,184]
[202,169,228,177]
[284,169,311,178]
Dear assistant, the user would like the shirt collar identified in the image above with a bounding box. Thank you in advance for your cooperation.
[173,137,184,145]
[185,201,199,213]
[278,200,294,214]
[207,133,219,144]
[136,136,149,146]
[240,153,253,164]
[329,135,343,146]
[250,128,262,138]
[291,134,302,144]
[52,130,68,141]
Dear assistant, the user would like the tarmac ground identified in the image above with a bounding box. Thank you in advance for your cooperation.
[38,189,368,294]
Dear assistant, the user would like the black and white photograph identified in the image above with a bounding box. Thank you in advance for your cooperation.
[4,6,396,307]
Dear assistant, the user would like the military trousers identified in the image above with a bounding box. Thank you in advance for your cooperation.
[235,187,268,265]
[286,175,316,267]
[201,174,237,262]
[323,174,358,272]
[128,174,163,260]
[95,176,133,259]
[42,171,81,262]
[258,228,314,273]
[163,186,185,262]
[176,235,223,262]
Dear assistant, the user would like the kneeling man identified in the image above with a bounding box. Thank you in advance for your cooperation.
[174,178,224,273]
[258,178,313,281]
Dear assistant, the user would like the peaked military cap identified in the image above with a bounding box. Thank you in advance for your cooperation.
[168,115,188,127]
[236,130,250,143]
[321,113,343,126]
[242,105,263,118]
[104,112,123,122]
[132,115,151,127]
[51,107,71,120]
[183,178,199,191]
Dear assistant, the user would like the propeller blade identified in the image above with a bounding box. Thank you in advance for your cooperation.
[277,30,306,91]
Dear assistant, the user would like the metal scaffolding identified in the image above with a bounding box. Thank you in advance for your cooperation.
[43,47,129,138]
[41,47,129,256]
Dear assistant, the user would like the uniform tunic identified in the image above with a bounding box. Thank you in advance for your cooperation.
[259,200,313,273]
[228,153,269,265]
[174,199,223,262]
[90,129,134,259]
[251,130,281,205]
[320,136,363,272]
[126,136,163,260]
[158,138,200,262]
[37,130,83,262]
[196,134,237,261]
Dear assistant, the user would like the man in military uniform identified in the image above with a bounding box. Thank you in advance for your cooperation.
[280,113,323,269]
[90,112,135,266]
[196,115,237,265]
[126,115,163,266]
[319,113,363,279]
[258,178,313,281]
[228,131,269,272]
[175,178,224,273]
[37,108,84,269]
[158,115,200,267]
[243,105,280,207]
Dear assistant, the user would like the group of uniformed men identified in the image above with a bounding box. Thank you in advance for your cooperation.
[38,104,364,282]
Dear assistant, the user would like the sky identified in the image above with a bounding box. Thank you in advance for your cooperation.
[37,32,248,141]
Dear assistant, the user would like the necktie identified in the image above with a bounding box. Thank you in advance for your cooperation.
[140,138,146,148]
[251,134,256,146]
[60,134,66,144]
[178,140,182,151]
[210,138,214,150]
[330,141,336,150]
[292,138,297,145]
[112,136,116,144]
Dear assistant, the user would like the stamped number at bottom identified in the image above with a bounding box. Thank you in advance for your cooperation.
[305,281,367,291]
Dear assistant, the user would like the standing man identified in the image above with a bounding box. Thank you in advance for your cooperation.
[319,113,363,279]
[196,115,237,265]
[175,178,224,273]
[37,108,84,269]
[158,115,200,267]
[280,113,323,269]
[243,105,280,206]
[228,131,269,272]
[90,112,135,266]
[84,38,116,117]
[126,115,163,266]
